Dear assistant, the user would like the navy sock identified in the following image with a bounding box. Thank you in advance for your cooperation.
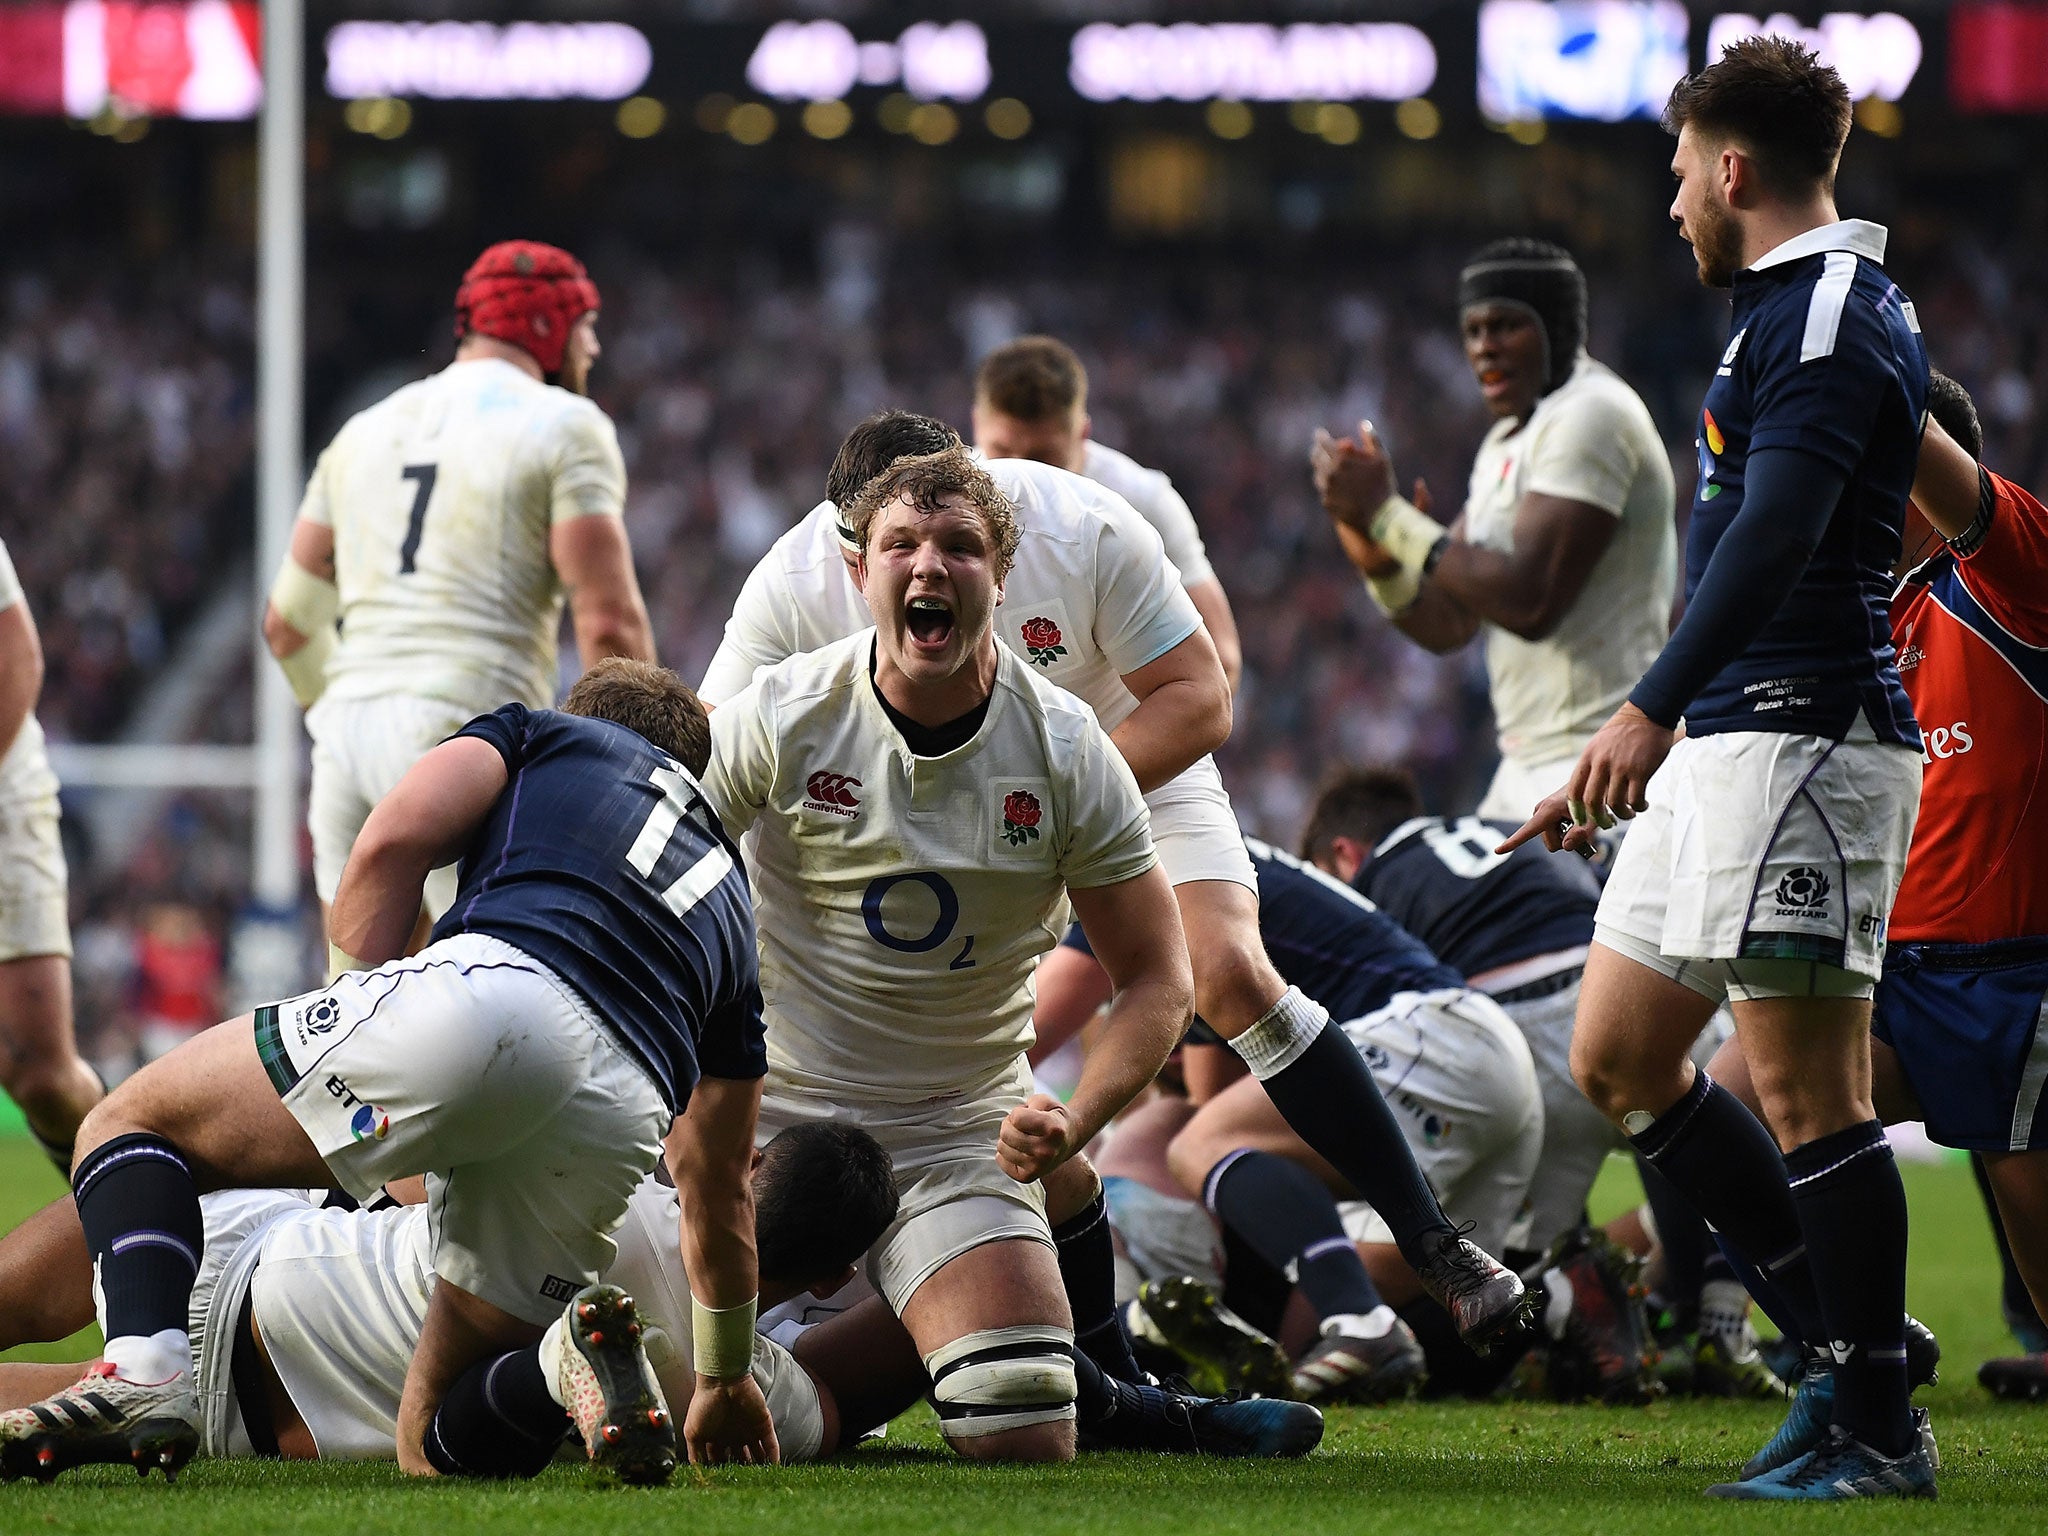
[1071,1349,1190,1450]
[72,1132,204,1342]
[1052,1188,1143,1382]
[425,1348,568,1479]
[1786,1120,1912,1457]
[1636,1156,1709,1321]
[1204,1151,1383,1322]
[1626,1072,1828,1345]
[1256,1027,1455,1264]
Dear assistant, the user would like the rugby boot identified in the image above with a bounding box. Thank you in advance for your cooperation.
[1710,1410,1937,1501]
[1905,1313,1941,1390]
[0,1359,199,1483]
[1977,1352,2048,1402]
[1691,1330,1789,1400]
[1412,1229,1536,1357]
[1129,1275,1293,1399]
[1740,1355,1833,1479]
[1539,1227,1659,1405]
[1077,1373,1321,1457]
[1291,1314,1428,1403]
[556,1284,676,1486]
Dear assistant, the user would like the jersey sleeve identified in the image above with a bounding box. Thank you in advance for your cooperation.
[701,683,777,837]
[1523,384,1643,517]
[1089,499,1203,676]
[1058,723,1158,890]
[546,405,628,524]
[1746,291,1898,477]
[1139,473,1217,587]
[696,973,768,1081]
[699,557,801,705]
[1958,470,2048,645]
[450,702,535,771]
[0,539,22,613]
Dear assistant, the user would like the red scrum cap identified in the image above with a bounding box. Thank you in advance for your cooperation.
[453,241,600,377]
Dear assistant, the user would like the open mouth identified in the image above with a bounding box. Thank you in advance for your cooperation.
[1478,367,1509,387]
[906,595,954,649]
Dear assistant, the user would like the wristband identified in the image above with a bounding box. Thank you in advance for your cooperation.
[692,1294,758,1381]
[1366,494,1445,579]
[1365,566,1421,616]
[326,943,367,983]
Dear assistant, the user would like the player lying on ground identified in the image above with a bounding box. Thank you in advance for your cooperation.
[1706,375,2048,1405]
[701,448,1319,1463]
[971,334,1243,692]
[704,410,1534,1370]
[1501,38,1935,1501]
[263,240,655,947]
[0,659,772,1484]
[0,1126,898,1469]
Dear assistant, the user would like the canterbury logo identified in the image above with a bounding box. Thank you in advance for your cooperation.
[805,772,861,808]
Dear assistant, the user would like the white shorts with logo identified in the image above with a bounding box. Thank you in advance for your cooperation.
[306,693,479,911]
[756,1058,1050,1315]
[1596,731,1921,993]
[256,933,671,1326]
[0,794,69,961]
[1147,754,1256,891]
[1334,989,1544,1260]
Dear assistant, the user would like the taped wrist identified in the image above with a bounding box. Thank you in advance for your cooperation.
[1367,494,1445,578]
[692,1294,758,1381]
[1225,985,1330,1080]
[1366,566,1422,616]
[276,623,335,709]
[925,1324,1077,1439]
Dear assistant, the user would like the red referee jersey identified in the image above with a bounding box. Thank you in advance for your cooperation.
[1887,469,2048,943]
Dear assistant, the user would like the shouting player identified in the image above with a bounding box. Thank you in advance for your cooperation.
[703,449,1320,1462]
[705,411,1534,1364]
[1313,240,1675,829]
[263,240,654,946]
[0,661,771,1484]
[0,537,101,1164]
[972,335,1243,691]
[1503,38,1933,1500]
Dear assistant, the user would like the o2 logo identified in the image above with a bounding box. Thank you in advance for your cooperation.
[862,872,976,969]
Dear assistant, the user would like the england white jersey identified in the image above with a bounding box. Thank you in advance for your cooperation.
[301,357,627,713]
[697,457,1199,735]
[1461,356,1676,769]
[0,539,56,805]
[703,633,1157,1103]
[1080,440,1216,588]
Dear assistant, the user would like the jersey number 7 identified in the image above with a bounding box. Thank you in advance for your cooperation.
[399,464,437,574]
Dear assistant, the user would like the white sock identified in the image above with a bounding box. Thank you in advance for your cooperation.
[102,1329,191,1386]
[1698,1277,1752,1344]
[1321,1305,1399,1341]
[1541,1268,1575,1342]
[535,1316,571,1407]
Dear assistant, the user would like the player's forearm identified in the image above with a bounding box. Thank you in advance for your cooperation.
[327,839,437,968]
[680,1185,759,1316]
[571,594,657,666]
[1389,583,1483,653]
[1109,679,1230,793]
[1062,976,1189,1150]
[1428,542,1569,641]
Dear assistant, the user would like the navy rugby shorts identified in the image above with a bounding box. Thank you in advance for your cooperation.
[1872,938,2048,1153]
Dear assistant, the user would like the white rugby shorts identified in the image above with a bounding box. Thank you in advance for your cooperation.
[1596,731,1921,993]
[256,933,671,1326]
[756,1058,1051,1315]
[0,794,69,962]
[305,693,478,910]
[1333,988,1544,1260]
[1146,755,1257,891]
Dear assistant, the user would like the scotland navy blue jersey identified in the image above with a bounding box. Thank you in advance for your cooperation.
[432,704,765,1112]
[1681,220,1926,744]
[1353,815,1599,979]
[1061,836,1459,1021]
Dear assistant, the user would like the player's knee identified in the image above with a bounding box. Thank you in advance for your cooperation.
[925,1324,1077,1460]
[1163,1120,1223,1200]
[1570,1030,1652,1124]
[1191,941,1285,1035]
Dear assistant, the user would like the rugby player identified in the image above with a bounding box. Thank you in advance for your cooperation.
[0,660,771,1483]
[971,334,1243,690]
[1503,38,1934,1499]
[263,240,655,945]
[0,536,101,1163]
[1312,240,1675,828]
[701,448,1319,1463]
[704,412,1534,1366]
[0,1125,899,1470]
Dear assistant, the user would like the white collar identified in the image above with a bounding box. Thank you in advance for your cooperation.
[1747,218,1888,274]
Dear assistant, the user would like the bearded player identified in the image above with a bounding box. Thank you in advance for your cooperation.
[263,240,655,948]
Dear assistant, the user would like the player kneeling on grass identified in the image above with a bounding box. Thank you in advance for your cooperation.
[0,659,775,1484]
[0,1125,898,1472]
[702,449,1319,1463]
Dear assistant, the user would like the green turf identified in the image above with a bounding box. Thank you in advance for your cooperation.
[1,1139,2041,1532]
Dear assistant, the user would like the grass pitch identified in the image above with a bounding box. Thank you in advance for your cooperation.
[1,1140,2041,1533]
